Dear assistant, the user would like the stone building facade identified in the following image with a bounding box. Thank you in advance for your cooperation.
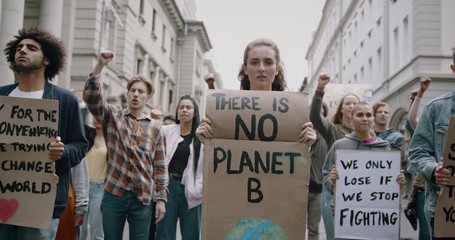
[0,0,219,116]
[305,0,455,129]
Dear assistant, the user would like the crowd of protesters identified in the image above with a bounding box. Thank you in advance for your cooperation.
[2,26,455,240]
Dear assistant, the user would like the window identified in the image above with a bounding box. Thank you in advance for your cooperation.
[161,25,166,52]
[138,0,145,23]
[403,16,409,61]
[168,89,173,106]
[135,47,146,75]
[377,47,382,79]
[170,37,174,62]
[136,59,143,75]
[393,27,399,68]
[139,0,144,15]
[151,9,157,40]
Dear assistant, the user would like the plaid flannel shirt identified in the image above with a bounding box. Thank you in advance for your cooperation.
[83,76,168,204]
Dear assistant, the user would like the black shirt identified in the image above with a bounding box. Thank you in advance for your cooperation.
[168,134,192,175]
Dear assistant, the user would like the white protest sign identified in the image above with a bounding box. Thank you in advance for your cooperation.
[335,150,401,239]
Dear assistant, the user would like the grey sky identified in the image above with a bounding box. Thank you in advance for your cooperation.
[195,0,325,91]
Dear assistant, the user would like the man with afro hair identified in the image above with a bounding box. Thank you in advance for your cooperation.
[0,26,87,239]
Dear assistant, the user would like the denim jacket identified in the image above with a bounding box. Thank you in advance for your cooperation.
[376,129,404,151]
[408,91,455,215]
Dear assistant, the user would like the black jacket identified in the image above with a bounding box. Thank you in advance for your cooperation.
[0,81,88,218]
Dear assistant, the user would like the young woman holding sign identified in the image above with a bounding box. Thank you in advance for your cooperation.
[196,38,316,239]
[323,102,405,194]
[196,38,316,145]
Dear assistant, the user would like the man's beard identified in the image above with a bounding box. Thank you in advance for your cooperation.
[14,60,44,73]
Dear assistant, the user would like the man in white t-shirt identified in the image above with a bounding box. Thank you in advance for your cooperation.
[0,26,88,240]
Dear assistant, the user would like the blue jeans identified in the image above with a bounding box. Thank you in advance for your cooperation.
[102,190,153,240]
[415,188,431,240]
[156,178,201,240]
[0,218,59,240]
[80,181,104,240]
[321,188,334,240]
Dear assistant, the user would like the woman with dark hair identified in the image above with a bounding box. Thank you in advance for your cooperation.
[155,95,203,240]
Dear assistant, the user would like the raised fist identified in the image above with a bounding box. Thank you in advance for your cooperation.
[317,73,331,90]
[98,50,114,66]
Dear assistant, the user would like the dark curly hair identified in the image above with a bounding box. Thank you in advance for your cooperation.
[237,38,286,91]
[4,26,67,81]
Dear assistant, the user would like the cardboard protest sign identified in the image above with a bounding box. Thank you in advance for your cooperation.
[323,84,373,120]
[202,90,310,240]
[335,150,401,239]
[434,116,455,237]
[0,96,59,229]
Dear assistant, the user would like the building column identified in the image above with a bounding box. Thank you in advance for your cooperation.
[39,0,63,37]
[0,0,24,86]
[39,0,63,85]
[60,0,76,89]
